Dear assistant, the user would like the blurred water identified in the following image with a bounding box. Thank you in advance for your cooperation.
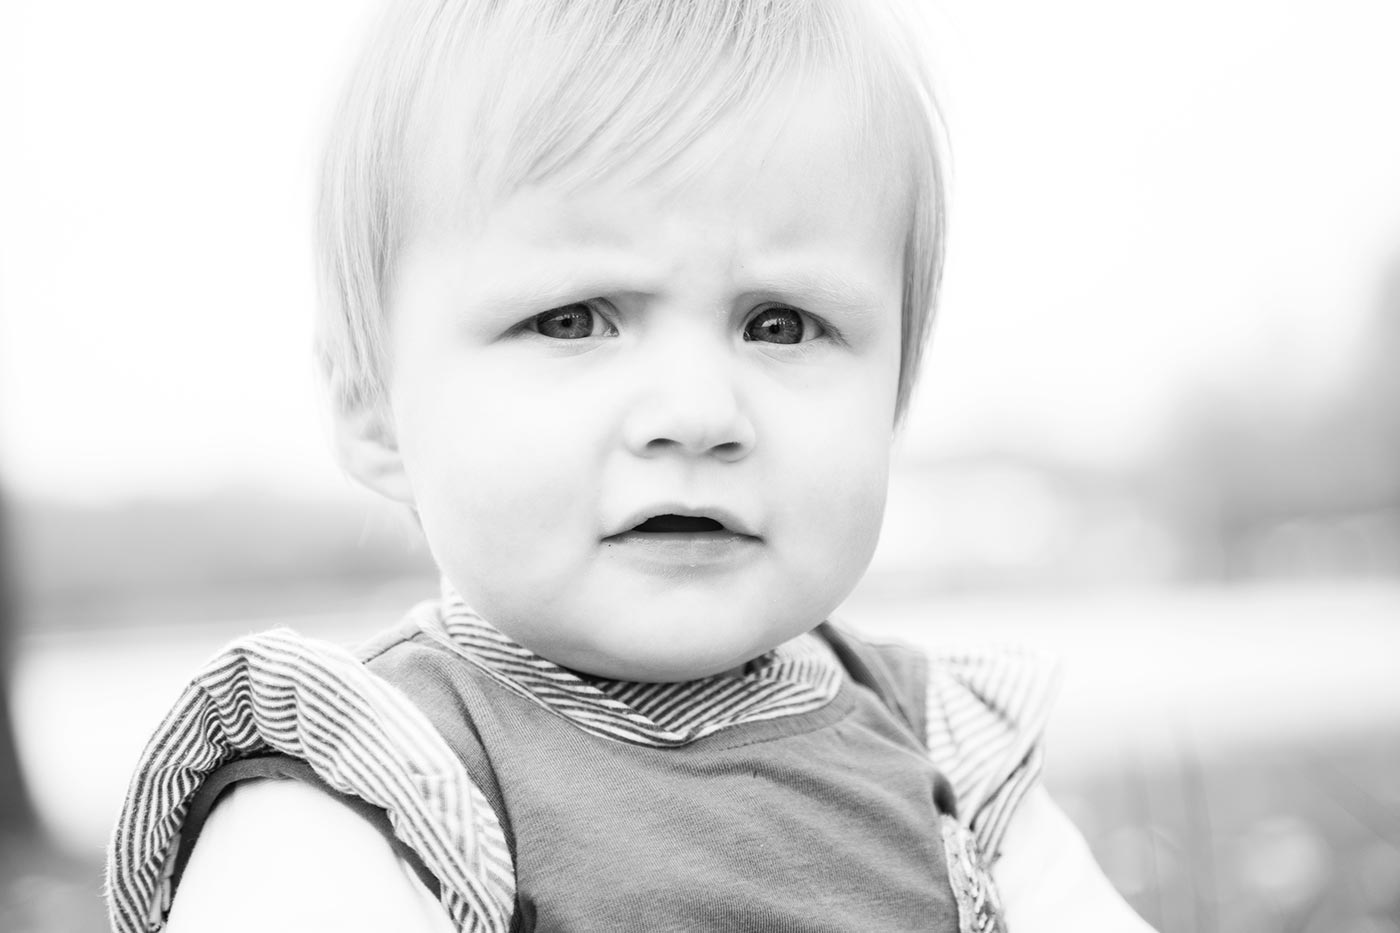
[12,581,1399,857]
[847,582,1400,771]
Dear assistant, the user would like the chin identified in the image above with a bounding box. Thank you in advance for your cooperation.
[578,652,752,684]
[571,612,799,683]
[490,586,835,682]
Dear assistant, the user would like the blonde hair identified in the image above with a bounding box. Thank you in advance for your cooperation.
[316,0,948,420]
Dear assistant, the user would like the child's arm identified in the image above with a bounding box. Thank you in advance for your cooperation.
[992,787,1157,932]
[164,779,455,933]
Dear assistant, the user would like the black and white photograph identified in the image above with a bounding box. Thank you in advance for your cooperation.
[1,1,1397,931]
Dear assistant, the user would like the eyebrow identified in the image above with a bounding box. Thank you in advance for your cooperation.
[463,246,666,313]
[736,262,891,312]
[461,244,892,316]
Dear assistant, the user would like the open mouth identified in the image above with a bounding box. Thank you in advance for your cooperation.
[631,514,727,534]
[605,512,758,567]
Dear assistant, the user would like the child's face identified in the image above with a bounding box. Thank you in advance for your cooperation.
[375,78,907,681]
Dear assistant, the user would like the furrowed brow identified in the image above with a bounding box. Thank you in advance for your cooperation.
[740,263,892,312]
[465,247,664,313]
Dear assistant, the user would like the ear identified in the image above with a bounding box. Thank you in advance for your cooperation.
[333,396,416,506]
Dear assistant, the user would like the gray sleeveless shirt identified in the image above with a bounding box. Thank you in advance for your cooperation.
[355,620,973,932]
[169,619,1008,932]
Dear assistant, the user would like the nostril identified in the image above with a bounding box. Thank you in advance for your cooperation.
[642,436,748,458]
[624,399,756,460]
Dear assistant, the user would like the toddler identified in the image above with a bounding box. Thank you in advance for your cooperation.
[107,1,1154,930]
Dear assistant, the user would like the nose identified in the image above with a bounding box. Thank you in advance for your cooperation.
[621,352,756,462]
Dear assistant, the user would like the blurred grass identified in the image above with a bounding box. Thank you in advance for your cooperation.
[1050,728,1400,932]
[4,728,1398,933]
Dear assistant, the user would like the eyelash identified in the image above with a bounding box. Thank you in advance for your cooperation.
[524,301,618,340]
[520,301,831,345]
[742,305,827,346]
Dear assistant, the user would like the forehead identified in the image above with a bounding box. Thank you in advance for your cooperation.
[386,77,908,426]
[409,70,911,270]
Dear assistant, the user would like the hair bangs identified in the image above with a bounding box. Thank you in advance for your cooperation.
[451,2,831,196]
[317,0,948,418]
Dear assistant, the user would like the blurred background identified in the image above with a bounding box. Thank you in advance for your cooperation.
[2,0,1398,930]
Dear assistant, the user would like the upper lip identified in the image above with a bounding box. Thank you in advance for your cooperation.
[608,504,759,539]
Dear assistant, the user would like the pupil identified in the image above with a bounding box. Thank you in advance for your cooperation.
[540,305,592,339]
[750,309,802,344]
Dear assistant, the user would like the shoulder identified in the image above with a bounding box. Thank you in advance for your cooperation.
[355,602,443,666]
[825,625,1060,857]
[107,617,515,933]
[165,779,455,933]
[358,618,464,686]
[920,642,1060,758]
[921,643,1060,857]
[993,787,1157,932]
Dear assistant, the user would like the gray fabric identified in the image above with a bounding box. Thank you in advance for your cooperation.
[364,623,962,932]
[176,623,963,931]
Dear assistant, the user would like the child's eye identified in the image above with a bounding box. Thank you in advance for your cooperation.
[529,302,615,340]
[743,306,823,345]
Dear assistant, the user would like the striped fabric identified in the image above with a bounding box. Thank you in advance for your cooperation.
[422,585,845,746]
[941,816,1009,933]
[104,627,514,933]
[106,589,1057,932]
[922,644,1061,858]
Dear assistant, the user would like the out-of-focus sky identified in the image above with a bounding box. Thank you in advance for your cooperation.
[2,0,1399,503]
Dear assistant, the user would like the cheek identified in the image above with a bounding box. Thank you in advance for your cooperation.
[394,375,601,579]
[811,439,890,558]
[773,391,893,571]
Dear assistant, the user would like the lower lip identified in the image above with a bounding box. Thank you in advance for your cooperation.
[602,532,760,571]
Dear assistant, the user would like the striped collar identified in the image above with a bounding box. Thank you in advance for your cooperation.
[414,581,845,747]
